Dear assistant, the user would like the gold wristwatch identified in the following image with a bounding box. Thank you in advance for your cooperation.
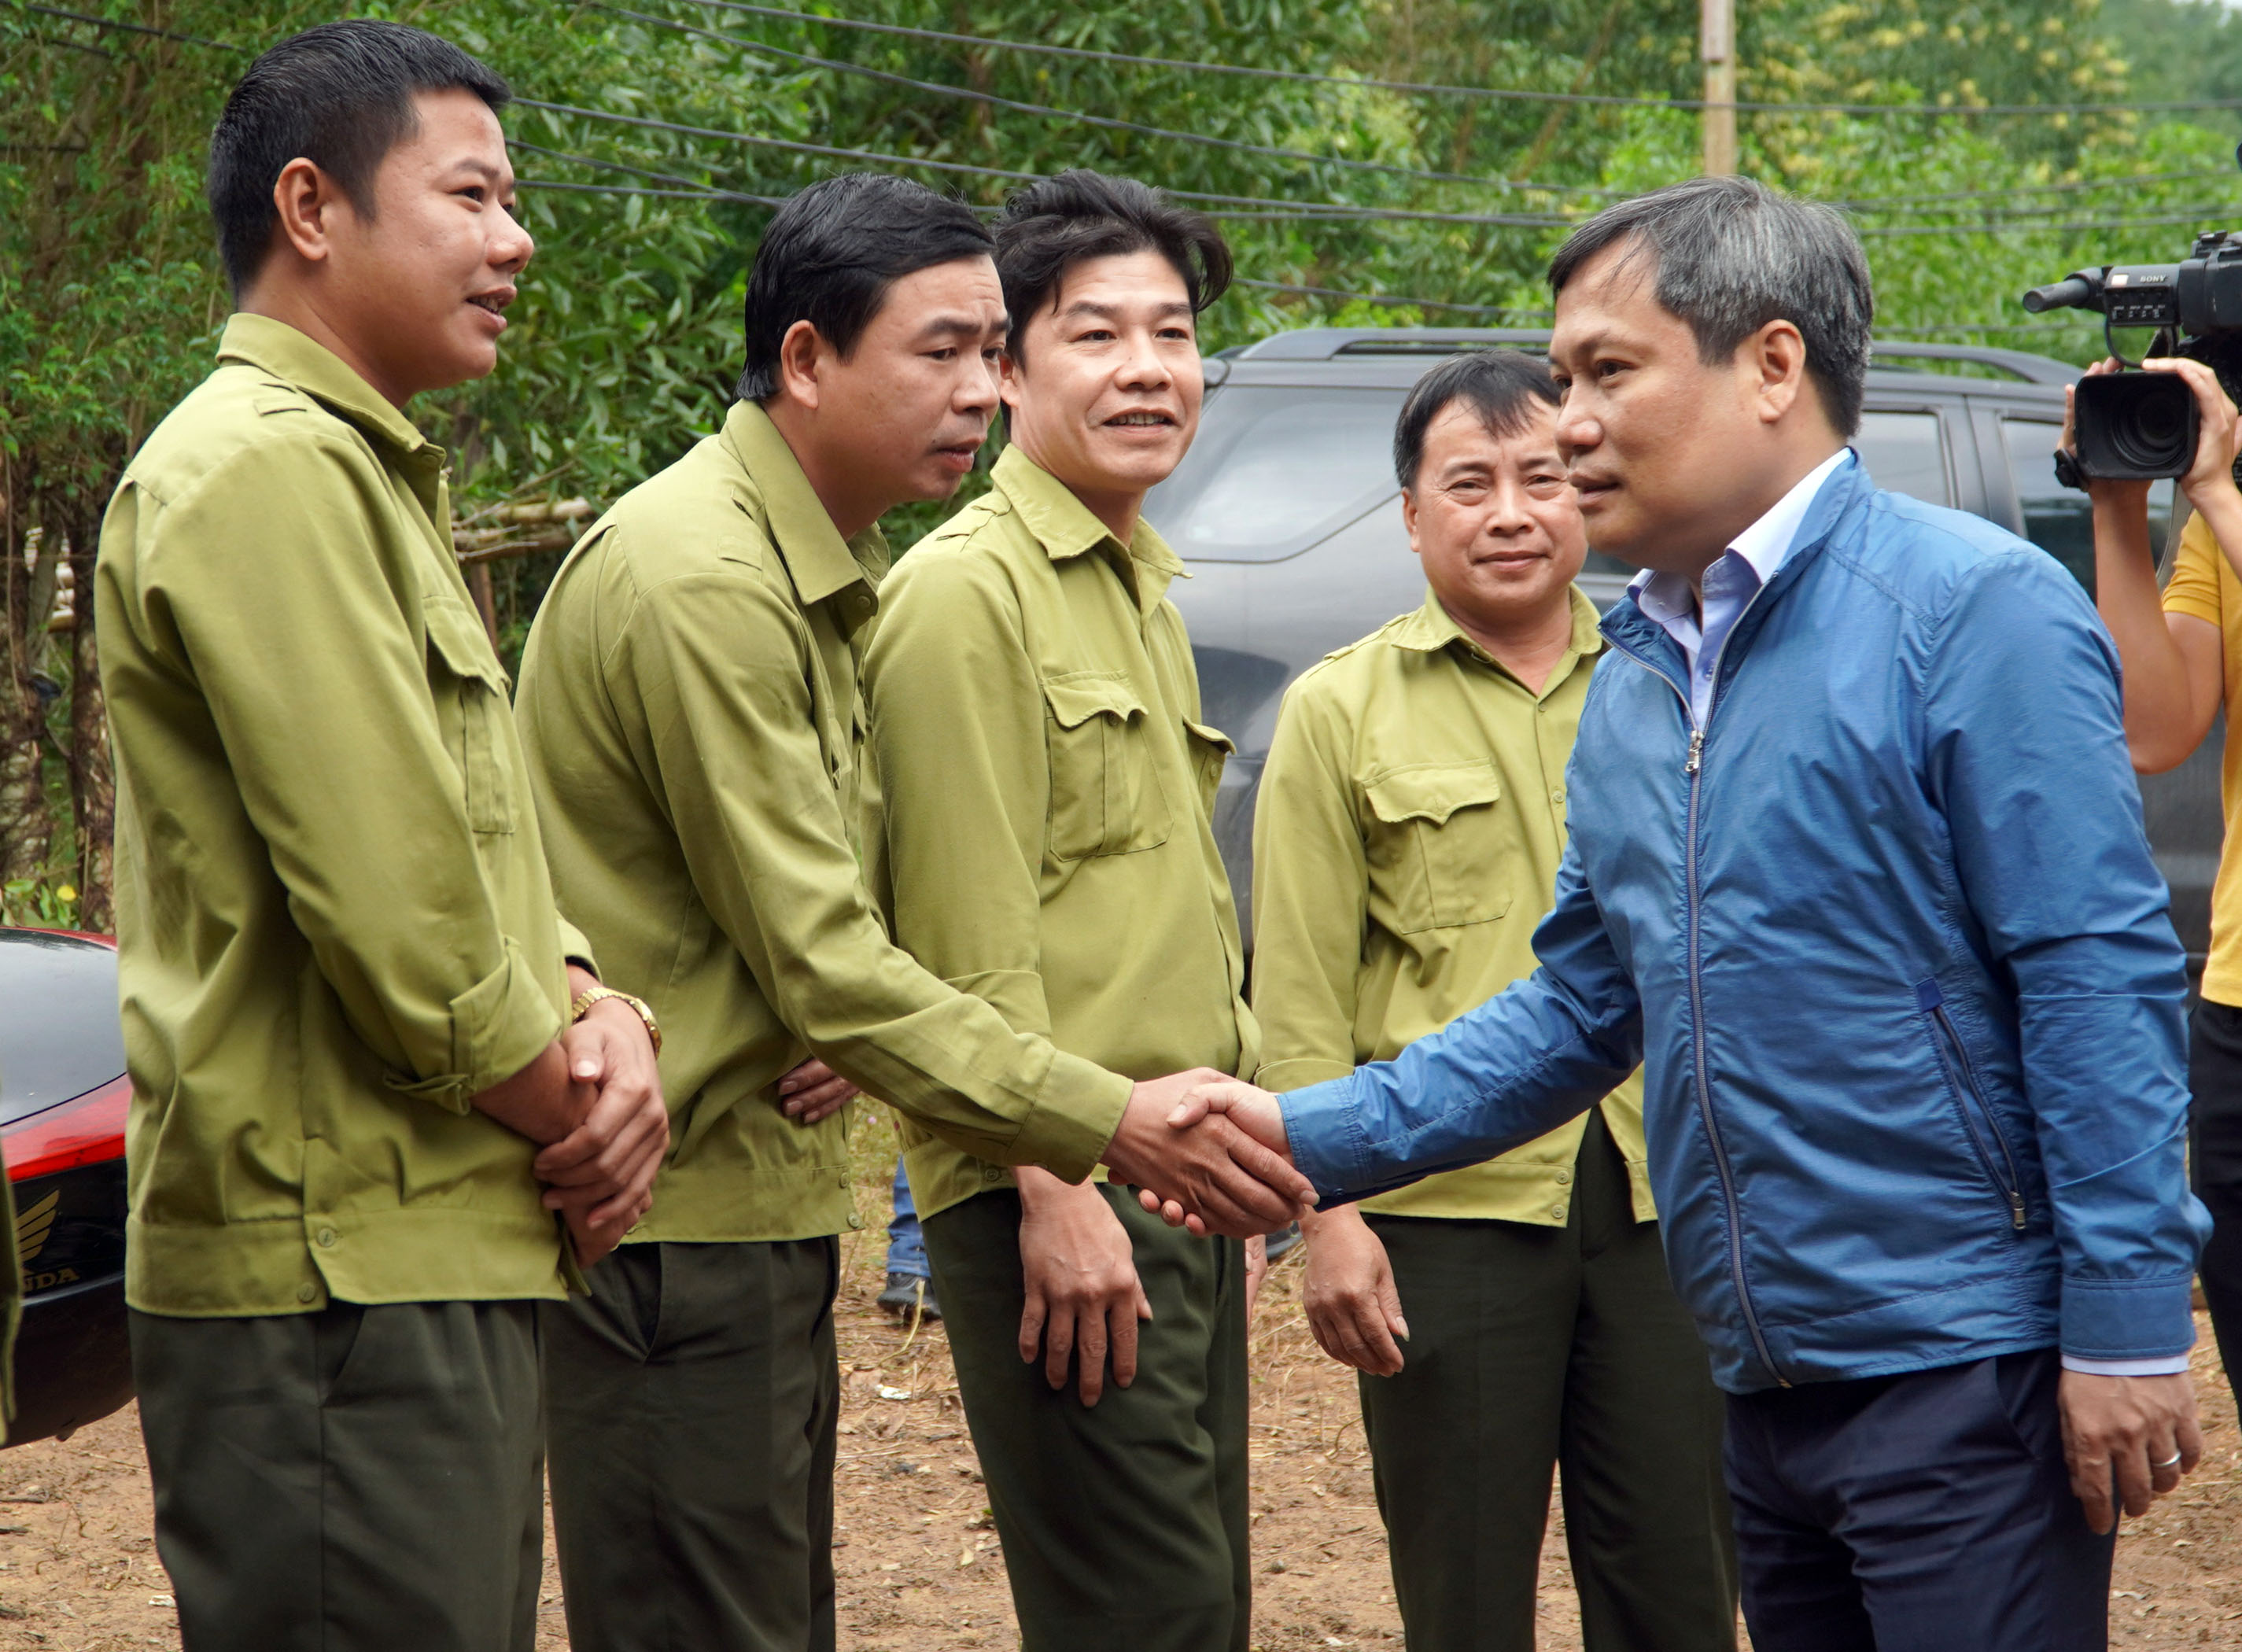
[570,984,662,1056]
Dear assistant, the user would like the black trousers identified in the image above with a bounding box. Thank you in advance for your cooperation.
[131,1300,544,1652]
[2189,997,2242,1389]
[1360,1111,1735,1652]
[924,1183,1252,1652]
[1724,1348,2113,1652]
[542,1238,842,1652]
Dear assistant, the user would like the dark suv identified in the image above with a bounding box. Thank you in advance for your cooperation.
[1150,327,2220,969]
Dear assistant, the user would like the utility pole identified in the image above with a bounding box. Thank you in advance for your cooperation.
[1702,0,1738,176]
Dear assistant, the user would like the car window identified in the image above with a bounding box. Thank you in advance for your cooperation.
[2002,416,2173,596]
[1149,387,1407,563]
[1854,410,1952,507]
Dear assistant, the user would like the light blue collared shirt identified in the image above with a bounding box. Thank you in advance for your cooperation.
[1628,448,1851,727]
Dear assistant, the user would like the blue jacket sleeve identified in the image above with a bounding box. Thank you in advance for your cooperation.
[1278,839,1643,1205]
[1926,549,2209,1363]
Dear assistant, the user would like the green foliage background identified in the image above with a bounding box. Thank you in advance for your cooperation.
[6,0,2242,923]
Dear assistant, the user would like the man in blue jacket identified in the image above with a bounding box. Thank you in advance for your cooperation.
[1161,177,2211,1651]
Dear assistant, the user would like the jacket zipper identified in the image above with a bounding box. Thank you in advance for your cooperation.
[1604,629,1789,1388]
[1916,982,2027,1231]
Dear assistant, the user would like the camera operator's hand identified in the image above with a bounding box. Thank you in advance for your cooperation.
[2139,355,2242,510]
[2060,360,2152,508]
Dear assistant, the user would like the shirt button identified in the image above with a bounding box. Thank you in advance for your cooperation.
[1554,1169,1573,1186]
[982,1166,1004,1182]
[847,1213,866,1230]
[1551,1204,1569,1221]
[297,1282,319,1304]
[315,1226,337,1248]
[1550,787,1565,805]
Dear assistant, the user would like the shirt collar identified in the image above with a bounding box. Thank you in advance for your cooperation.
[1390,584,1606,684]
[720,400,886,608]
[1626,447,1855,610]
[993,445,1186,614]
[216,312,434,459]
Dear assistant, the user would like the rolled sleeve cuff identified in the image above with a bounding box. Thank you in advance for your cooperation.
[385,936,565,1113]
[1017,1056,1134,1184]
[2059,1274,2199,1365]
[1278,1071,1369,1208]
[557,917,599,979]
[2062,1354,2192,1376]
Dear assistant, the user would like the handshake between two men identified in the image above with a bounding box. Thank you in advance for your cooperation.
[1102,1072,1302,1238]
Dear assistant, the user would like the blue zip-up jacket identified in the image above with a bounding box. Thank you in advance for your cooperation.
[1279,457,2211,1393]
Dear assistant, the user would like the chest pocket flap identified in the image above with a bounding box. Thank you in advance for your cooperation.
[1362,762,1512,934]
[422,598,515,835]
[1366,763,1503,826]
[1042,671,1171,861]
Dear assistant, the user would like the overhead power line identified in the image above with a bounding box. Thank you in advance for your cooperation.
[676,0,2242,120]
[11,2,238,51]
[597,5,1595,196]
[1857,206,2242,237]
[515,105,1579,227]
[1828,168,2241,212]
[514,160,1580,229]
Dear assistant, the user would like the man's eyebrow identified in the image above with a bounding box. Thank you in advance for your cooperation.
[1056,298,1194,322]
[912,313,997,341]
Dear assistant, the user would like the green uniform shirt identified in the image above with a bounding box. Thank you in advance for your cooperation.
[97,315,583,1318]
[865,447,1259,1220]
[514,405,1131,1245]
[1252,588,1654,1226]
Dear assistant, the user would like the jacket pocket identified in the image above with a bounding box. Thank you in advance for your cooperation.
[1363,762,1515,935]
[1182,719,1234,818]
[1915,979,2026,1232]
[423,597,516,835]
[1042,671,1171,861]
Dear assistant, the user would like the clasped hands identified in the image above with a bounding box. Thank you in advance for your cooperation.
[478,966,672,1269]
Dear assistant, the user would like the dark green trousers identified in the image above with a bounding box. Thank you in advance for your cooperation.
[130,1299,543,1652]
[542,1238,841,1652]
[924,1184,1250,1652]
[1362,1112,1738,1652]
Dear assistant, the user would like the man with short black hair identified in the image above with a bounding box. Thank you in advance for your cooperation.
[514,171,1307,1652]
[99,21,668,1652]
[864,169,1259,1652]
[1173,175,2211,1652]
[1255,348,1735,1652]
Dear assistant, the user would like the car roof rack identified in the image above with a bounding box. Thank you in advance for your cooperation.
[1865,341,2077,386]
[1233,326,2078,386]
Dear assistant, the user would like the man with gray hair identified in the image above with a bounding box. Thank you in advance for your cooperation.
[1164,176,2209,1650]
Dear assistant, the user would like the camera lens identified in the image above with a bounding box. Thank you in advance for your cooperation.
[2080,372,2199,479]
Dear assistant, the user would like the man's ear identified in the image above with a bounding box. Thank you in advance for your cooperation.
[269,157,346,269]
[1748,319,1809,426]
[776,319,825,412]
[1399,485,1423,552]
[998,345,1025,412]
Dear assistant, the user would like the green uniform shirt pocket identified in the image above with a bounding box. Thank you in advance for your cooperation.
[1042,671,1171,861]
[1363,762,1517,935]
[1182,719,1235,817]
[423,597,517,835]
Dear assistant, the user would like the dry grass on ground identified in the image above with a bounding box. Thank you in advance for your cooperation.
[0,1127,2234,1649]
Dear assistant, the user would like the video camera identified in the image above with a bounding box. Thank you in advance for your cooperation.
[2022,225,2242,481]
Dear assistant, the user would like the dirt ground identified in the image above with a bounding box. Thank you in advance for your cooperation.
[0,1135,2236,1650]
